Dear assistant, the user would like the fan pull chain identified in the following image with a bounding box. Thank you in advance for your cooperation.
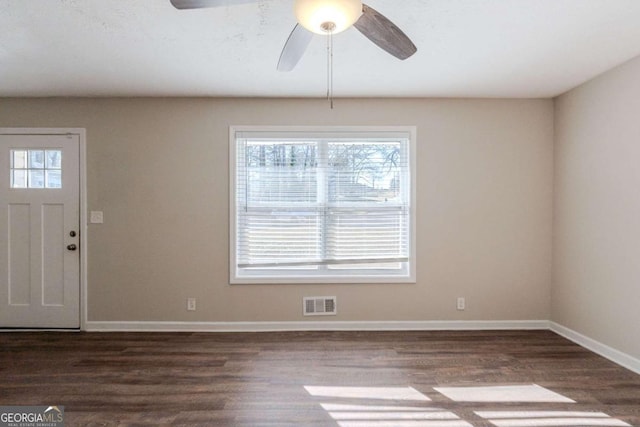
[326,27,334,109]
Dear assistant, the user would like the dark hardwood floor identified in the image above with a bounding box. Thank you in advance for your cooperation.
[1,330,639,426]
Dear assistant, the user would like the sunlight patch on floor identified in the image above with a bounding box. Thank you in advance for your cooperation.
[475,410,631,427]
[477,411,612,419]
[321,404,438,411]
[328,409,460,420]
[334,421,473,427]
[305,386,431,401]
[307,384,632,427]
[434,384,575,403]
[306,387,469,426]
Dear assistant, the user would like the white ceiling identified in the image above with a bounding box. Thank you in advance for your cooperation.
[2,0,640,98]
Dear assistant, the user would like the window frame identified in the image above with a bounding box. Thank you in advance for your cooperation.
[229,126,417,284]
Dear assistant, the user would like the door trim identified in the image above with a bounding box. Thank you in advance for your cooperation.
[0,128,87,330]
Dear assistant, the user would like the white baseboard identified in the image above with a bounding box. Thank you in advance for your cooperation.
[550,321,640,375]
[85,319,549,333]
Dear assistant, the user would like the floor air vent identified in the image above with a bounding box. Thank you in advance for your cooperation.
[303,296,337,316]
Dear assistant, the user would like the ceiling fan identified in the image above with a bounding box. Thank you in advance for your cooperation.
[169,0,417,72]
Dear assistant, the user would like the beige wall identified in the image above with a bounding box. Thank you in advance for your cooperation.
[0,98,553,323]
[553,56,640,358]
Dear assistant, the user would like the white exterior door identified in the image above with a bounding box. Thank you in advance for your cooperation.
[0,133,80,328]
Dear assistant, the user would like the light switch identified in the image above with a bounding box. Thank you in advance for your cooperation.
[90,211,104,224]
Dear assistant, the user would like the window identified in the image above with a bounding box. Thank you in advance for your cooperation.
[230,127,416,284]
[10,149,62,189]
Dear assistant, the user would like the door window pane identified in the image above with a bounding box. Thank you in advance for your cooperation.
[12,150,27,169]
[28,170,45,188]
[11,170,27,188]
[45,170,62,188]
[28,150,45,168]
[46,150,62,169]
[10,149,63,189]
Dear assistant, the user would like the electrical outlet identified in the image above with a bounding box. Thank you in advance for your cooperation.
[187,298,196,311]
[457,297,465,311]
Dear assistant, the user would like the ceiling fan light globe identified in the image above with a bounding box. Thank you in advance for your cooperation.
[294,0,363,34]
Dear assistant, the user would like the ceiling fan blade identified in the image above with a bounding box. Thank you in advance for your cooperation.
[170,0,259,10]
[354,4,417,60]
[277,24,314,72]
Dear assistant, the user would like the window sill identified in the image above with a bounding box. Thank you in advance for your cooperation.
[230,276,416,285]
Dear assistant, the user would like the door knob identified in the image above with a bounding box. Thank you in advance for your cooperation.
[67,244,77,251]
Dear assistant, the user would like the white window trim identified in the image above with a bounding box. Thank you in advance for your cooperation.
[229,125,417,285]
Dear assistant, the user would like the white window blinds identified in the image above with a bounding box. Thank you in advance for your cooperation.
[231,128,415,283]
